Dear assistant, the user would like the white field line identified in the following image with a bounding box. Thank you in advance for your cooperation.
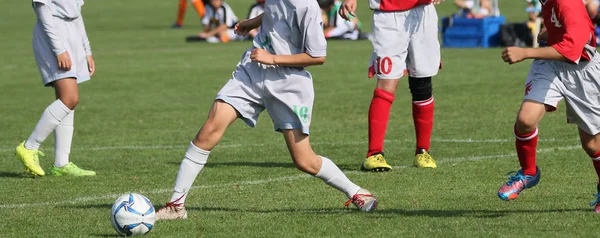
[0,144,582,209]
[0,138,576,153]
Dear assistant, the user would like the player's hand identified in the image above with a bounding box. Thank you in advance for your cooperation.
[197,32,209,38]
[432,0,445,4]
[87,55,95,76]
[502,47,527,64]
[57,51,72,71]
[339,0,357,21]
[235,19,254,36]
[250,48,275,65]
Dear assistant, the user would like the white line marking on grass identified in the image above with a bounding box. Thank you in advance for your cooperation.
[0,144,582,209]
[0,138,575,153]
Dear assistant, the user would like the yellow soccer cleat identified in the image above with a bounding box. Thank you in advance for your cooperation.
[15,141,46,176]
[360,153,392,172]
[51,162,96,176]
[414,149,437,168]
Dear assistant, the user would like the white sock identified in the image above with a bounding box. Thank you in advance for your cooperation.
[54,111,74,168]
[170,142,209,205]
[24,100,72,150]
[315,156,361,199]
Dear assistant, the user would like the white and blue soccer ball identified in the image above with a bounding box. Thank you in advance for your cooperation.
[110,193,156,236]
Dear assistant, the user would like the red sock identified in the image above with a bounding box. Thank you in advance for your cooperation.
[591,151,600,184]
[412,97,434,154]
[367,88,394,157]
[514,124,538,176]
[176,0,187,26]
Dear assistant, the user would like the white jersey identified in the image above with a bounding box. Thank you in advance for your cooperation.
[247,3,265,19]
[32,0,83,19]
[202,2,238,29]
[253,0,326,58]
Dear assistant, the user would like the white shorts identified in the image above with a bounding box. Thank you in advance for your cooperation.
[524,46,600,135]
[216,49,314,134]
[369,4,441,79]
[33,17,90,86]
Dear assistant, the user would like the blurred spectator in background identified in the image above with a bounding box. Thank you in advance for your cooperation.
[172,0,208,28]
[186,0,244,43]
[245,0,265,39]
[318,0,363,40]
[454,0,493,18]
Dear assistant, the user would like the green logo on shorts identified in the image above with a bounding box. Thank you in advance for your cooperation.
[293,105,309,123]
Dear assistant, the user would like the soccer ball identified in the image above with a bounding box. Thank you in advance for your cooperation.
[110,193,156,236]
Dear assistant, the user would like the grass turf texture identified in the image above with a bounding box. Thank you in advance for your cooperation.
[0,0,597,237]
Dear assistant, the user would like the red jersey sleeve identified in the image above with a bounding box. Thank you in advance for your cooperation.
[551,0,593,63]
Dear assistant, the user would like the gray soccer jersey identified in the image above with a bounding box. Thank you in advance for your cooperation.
[32,0,83,19]
[215,0,327,134]
[252,0,327,58]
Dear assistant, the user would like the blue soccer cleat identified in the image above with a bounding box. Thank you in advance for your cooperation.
[498,166,540,201]
[590,185,600,213]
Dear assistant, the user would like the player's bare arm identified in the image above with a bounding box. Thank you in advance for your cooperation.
[501,46,567,64]
[250,48,326,67]
[235,13,263,36]
[198,24,228,38]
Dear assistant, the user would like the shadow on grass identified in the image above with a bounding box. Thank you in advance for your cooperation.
[374,208,590,218]
[64,203,113,209]
[90,234,120,237]
[167,161,296,168]
[0,171,30,178]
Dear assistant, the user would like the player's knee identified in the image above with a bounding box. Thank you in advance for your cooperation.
[582,143,600,157]
[514,117,537,134]
[59,95,79,110]
[408,76,432,101]
[197,120,225,140]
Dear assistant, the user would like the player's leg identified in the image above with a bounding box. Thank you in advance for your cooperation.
[578,128,600,213]
[157,50,263,220]
[405,4,441,169]
[190,0,206,19]
[173,0,188,28]
[282,129,377,212]
[49,79,95,176]
[362,11,408,172]
[156,100,239,220]
[497,59,562,201]
[16,78,76,176]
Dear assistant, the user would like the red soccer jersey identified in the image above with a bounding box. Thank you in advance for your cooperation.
[542,0,596,63]
[369,0,432,11]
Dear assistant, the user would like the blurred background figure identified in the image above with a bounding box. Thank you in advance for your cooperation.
[454,0,499,18]
[245,0,265,39]
[172,0,208,28]
[186,0,243,43]
[318,0,363,40]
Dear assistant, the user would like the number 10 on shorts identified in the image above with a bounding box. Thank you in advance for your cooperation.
[373,56,392,75]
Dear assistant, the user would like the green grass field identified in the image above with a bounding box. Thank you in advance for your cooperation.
[1,0,598,237]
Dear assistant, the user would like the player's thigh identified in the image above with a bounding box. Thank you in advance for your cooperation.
[369,11,409,80]
[517,60,563,129]
[264,69,314,135]
[407,4,441,78]
[563,57,600,136]
[215,50,265,127]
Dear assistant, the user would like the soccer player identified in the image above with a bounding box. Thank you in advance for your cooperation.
[496,0,600,212]
[339,0,443,171]
[156,0,378,220]
[319,0,362,40]
[172,0,207,28]
[185,0,244,43]
[16,0,96,177]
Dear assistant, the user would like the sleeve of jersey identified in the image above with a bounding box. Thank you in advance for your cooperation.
[301,6,327,57]
[75,15,92,55]
[201,9,210,26]
[552,1,591,64]
[33,2,66,56]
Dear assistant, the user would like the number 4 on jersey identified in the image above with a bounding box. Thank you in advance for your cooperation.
[550,7,562,28]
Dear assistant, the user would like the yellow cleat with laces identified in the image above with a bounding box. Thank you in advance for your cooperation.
[414,149,437,168]
[360,153,392,172]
